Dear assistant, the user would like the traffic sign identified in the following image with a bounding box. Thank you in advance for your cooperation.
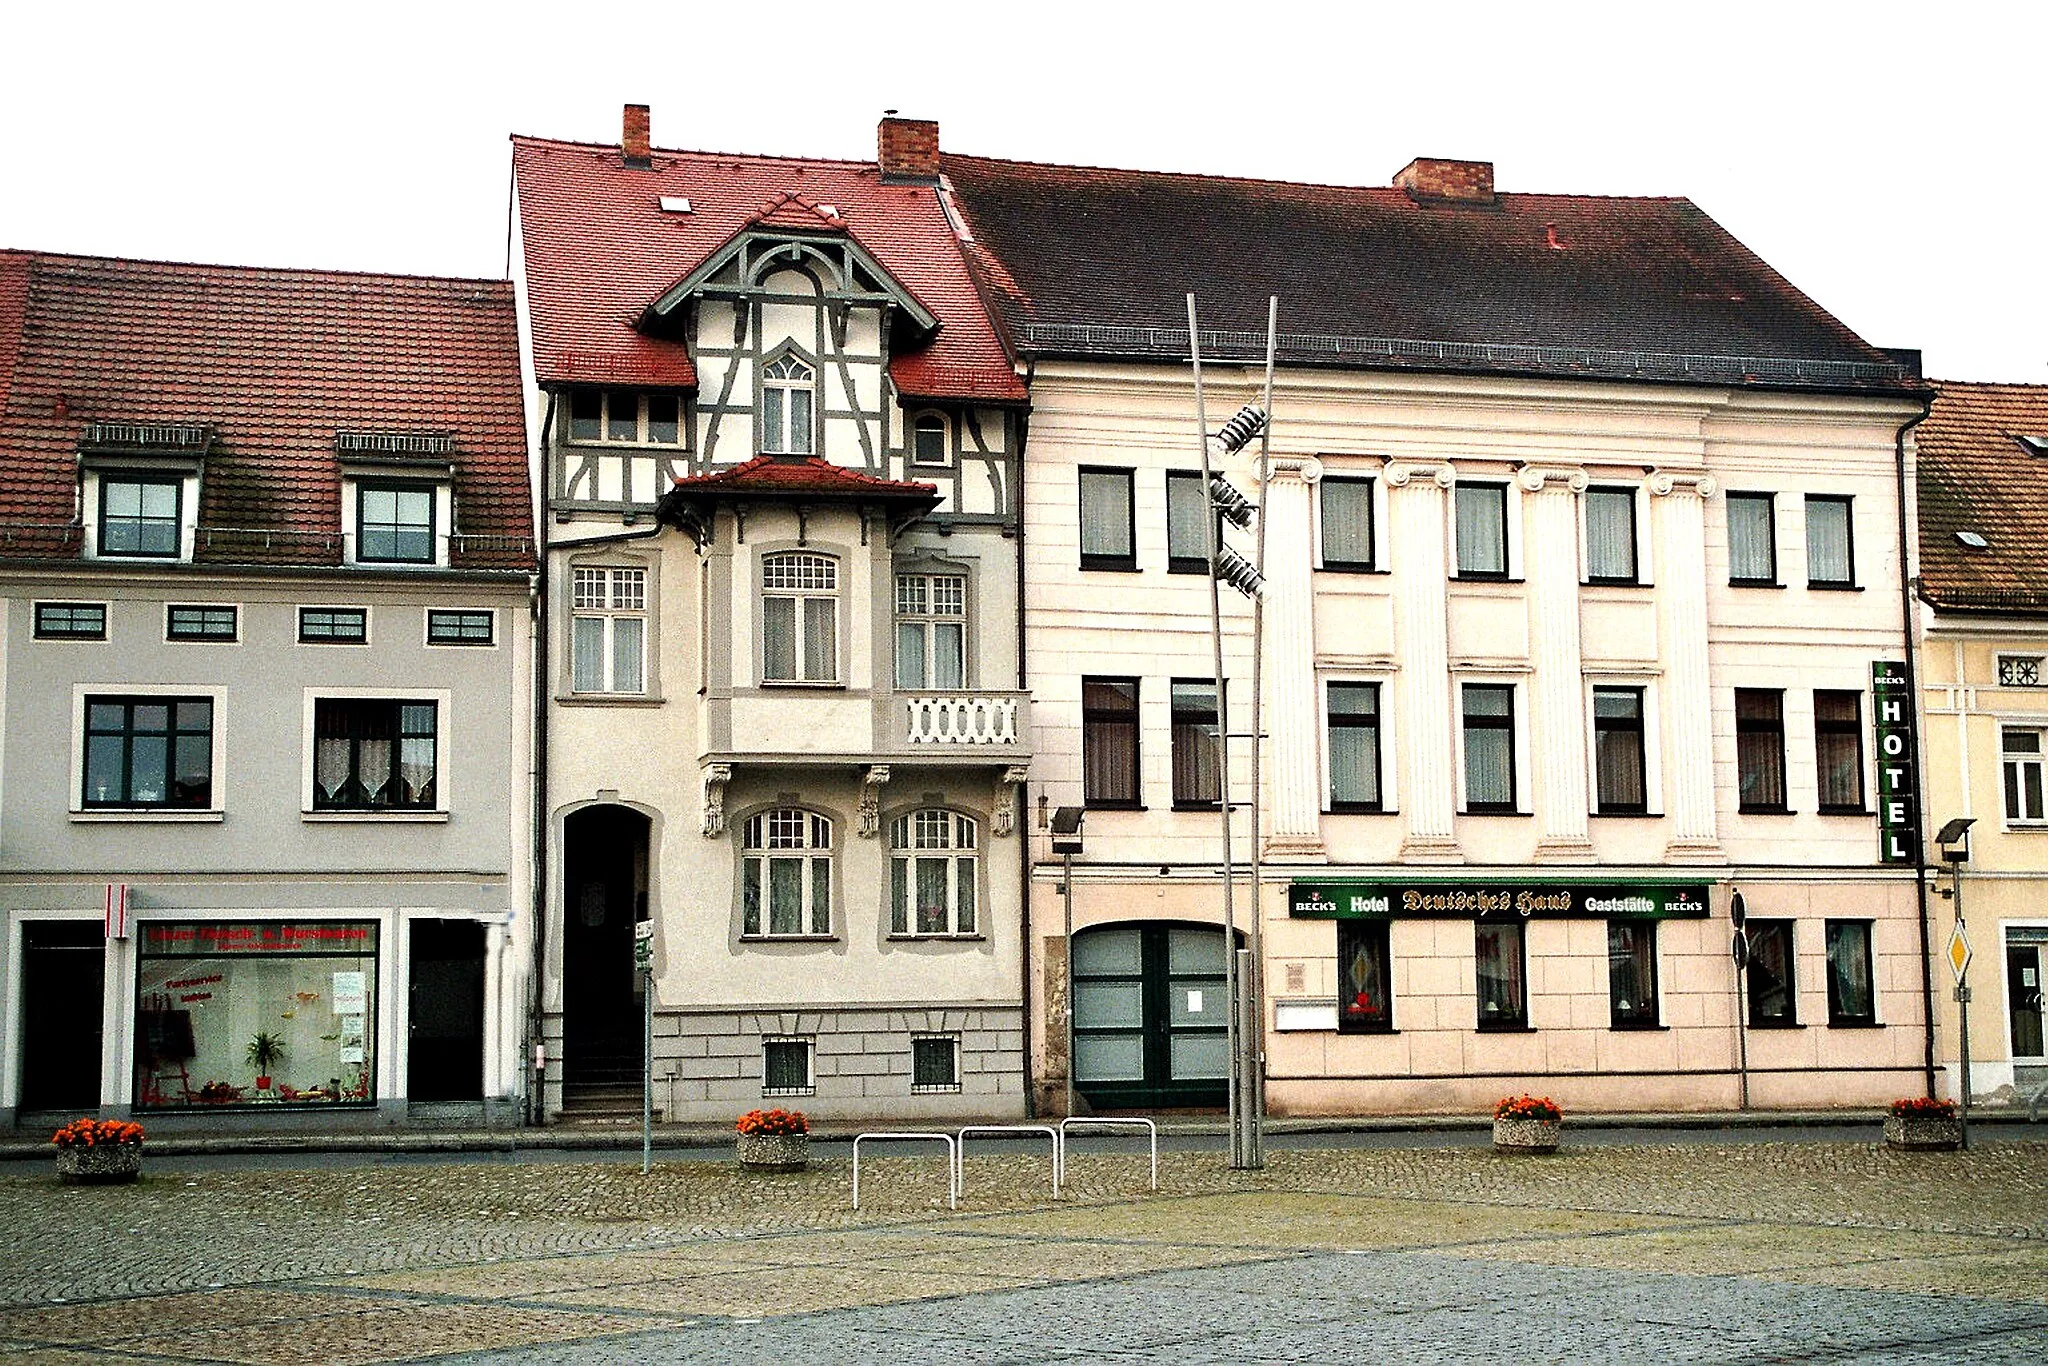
[634,918,655,972]
[1946,922,1973,983]
[1732,930,1750,970]
[1730,890,1747,931]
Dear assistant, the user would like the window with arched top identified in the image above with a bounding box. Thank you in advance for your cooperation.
[889,810,978,936]
[760,354,815,455]
[911,413,948,466]
[761,551,838,684]
[742,808,833,937]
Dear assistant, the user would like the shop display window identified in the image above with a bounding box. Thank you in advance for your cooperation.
[1337,919,1392,1033]
[135,921,378,1109]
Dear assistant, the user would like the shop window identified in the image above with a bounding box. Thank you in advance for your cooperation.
[889,810,978,936]
[36,602,107,640]
[762,1038,814,1095]
[1825,920,1877,1026]
[300,607,368,644]
[1461,683,1516,813]
[911,413,948,466]
[1166,471,1211,574]
[99,476,182,558]
[1327,682,1382,812]
[135,920,378,1110]
[911,1036,961,1092]
[1814,690,1865,812]
[1727,492,1778,585]
[1319,477,1375,571]
[1079,467,1136,571]
[1082,677,1141,808]
[571,566,647,693]
[1337,919,1392,1033]
[1593,687,1647,814]
[166,605,237,642]
[84,696,213,809]
[742,809,833,937]
[1170,679,1222,809]
[1453,482,1508,578]
[762,552,838,684]
[1476,920,1529,1029]
[312,699,438,810]
[1747,920,1797,1027]
[355,482,436,564]
[1585,486,1639,584]
[895,573,966,689]
[2002,728,2045,825]
[1806,495,1855,588]
[1608,921,1659,1028]
[427,609,494,646]
[760,355,815,455]
[1736,689,1787,812]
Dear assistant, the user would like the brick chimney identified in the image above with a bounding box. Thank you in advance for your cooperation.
[621,103,652,169]
[1394,157,1495,205]
[878,111,940,184]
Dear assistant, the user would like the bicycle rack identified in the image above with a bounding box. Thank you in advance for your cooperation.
[851,1132,958,1210]
[1057,1116,1158,1190]
[955,1124,1061,1200]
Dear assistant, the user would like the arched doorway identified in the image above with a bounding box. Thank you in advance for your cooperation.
[1071,921,1235,1109]
[561,805,650,1100]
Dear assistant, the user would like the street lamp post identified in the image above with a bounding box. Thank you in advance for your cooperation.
[1935,816,1976,1150]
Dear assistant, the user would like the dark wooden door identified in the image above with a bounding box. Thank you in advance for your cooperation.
[408,920,485,1101]
[20,921,104,1111]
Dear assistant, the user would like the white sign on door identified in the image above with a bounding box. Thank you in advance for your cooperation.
[332,971,367,1014]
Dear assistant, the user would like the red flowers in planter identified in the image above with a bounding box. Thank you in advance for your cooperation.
[1889,1096,1958,1120]
[1494,1094,1562,1123]
[735,1107,809,1137]
[51,1118,145,1149]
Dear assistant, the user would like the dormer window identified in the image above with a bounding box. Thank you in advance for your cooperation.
[100,477,182,557]
[567,391,681,446]
[336,433,454,568]
[356,483,437,564]
[78,422,210,563]
[761,355,815,455]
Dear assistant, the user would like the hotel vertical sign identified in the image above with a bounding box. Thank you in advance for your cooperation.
[1872,660,1918,864]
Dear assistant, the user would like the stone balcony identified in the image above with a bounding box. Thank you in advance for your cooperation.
[704,689,1032,768]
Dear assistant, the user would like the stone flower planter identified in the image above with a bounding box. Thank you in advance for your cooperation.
[736,1131,809,1173]
[1492,1117,1560,1154]
[1884,1116,1961,1152]
[56,1145,142,1185]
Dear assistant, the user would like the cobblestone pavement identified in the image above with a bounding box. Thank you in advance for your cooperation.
[0,1139,2042,1362]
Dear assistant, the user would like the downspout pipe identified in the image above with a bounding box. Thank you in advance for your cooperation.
[1013,394,1034,1118]
[1893,397,1937,1099]
[527,391,555,1127]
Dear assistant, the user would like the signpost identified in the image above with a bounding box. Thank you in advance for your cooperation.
[635,919,654,1174]
[1730,889,1751,1111]
[1948,919,1973,1151]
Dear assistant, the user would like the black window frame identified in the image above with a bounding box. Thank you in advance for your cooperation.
[1805,494,1856,589]
[1460,682,1517,814]
[81,695,214,810]
[1593,686,1648,815]
[1337,919,1393,1034]
[1583,485,1640,585]
[1475,919,1531,1030]
[1318,475,1376,572]
[298,607,369,644]
[762,1038,815,1095]
[1326,681,1384,813]
[97,475,183,559]
[1169,678,1222,809]
[1746,919,1799,1028]
[426,609,495,647]
[1726,491,1779,587]
[165,604,238,643]
[1165,470,1214,575]
[1082,676,1142,810]
[34,601,107,640]
[1736,688,1789,813]
[310,698,439,811]
[1607,920,1661,1029]
[354,480,438,566]
[1824,920,1878,1027]
[1453,481,1509,580]
[1078,467,1138,572]
[910,1035,961,1092]
[1814,689,1866,814]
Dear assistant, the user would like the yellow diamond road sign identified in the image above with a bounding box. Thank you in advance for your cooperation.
[1947,923,1973,982]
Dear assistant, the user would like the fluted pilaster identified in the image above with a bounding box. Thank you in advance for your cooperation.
[1262,458,1326,860]
[1519,467,1595,861]
[1650,471,1723,861]
[1387,462,1461,862]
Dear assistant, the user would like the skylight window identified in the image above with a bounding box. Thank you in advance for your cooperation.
[2017,435,2048,457]
[659,196,693,214]
[1956,530,1990,549]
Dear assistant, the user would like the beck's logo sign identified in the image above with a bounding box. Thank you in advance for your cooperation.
[1871,659,1918,865]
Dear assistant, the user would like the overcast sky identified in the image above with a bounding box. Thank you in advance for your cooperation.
[4,1,2040,383]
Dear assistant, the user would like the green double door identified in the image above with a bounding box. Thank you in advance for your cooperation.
[1072,923,1229,1109]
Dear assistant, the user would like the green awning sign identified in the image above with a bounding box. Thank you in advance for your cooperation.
[1289,881,1710,921]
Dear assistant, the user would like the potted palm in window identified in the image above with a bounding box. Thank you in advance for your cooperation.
[247,1032,286,1094]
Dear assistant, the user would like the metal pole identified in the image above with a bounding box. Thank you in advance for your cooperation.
[1955,862,1971,1150]
[1186,292,1244,1169]
[641,966,653,1174]
[1063,849,1076,1121]
[1243,296,1277,1170]
[1735,957,1751,1111]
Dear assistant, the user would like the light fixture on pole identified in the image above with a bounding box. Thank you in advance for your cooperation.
[1935,816,1976,1149]
[1051,806,1085,1123]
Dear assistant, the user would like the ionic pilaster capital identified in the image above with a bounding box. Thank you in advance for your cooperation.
[1385,461,1455,490]
[1515,466,1589,494]
[1267,456,1323,485]
[1647,470,1719,499]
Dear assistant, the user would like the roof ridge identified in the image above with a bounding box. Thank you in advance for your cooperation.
[3,247,507,290]
[1932,378,2048,392]
[510,132,877,172]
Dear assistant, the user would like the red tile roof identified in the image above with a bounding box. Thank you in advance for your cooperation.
[510,135,1026,404]
[0,250,534,570]
[940,154,1921,395]
[1917,381,2048,613]
[666,454,938,500]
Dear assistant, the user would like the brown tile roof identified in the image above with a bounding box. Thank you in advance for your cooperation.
[0,250,533,570]
[1917,381,2048,613]
[667,453,937,500]
[940,154,1921,395]
[510,136,1026,404]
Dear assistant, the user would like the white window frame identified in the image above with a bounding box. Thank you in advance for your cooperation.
[1453,673,1531,814]
[761,1037,816,1096]
[894,570,969,690]
[1321,675,1396,814]
[909,411,950,467]
[570,566,648,695]
[760,551,840,685]
[298,686,453,822]
[888,809,981,938]
[741,808,835,938]
[563,389,684,447]
[342,477,451,569]
[83,468,200,563]
[2002,725,2047,827]
[69,682,226,822]
[759,352,817,456]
